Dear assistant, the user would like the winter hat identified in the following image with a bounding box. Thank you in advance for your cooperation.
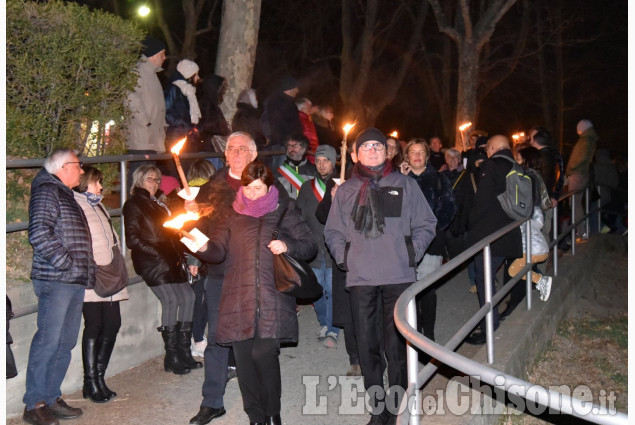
[315,145,336,166]
[142,35,166,58]
[177,59,199,80]
[355,127,387,153]
[475,136,489,149]
[278,75,299,92]
[160,175,181,195]
[237,88,258,109]
[577,119,593,135]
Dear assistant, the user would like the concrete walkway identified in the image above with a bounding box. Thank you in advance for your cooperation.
[6,236,618,425]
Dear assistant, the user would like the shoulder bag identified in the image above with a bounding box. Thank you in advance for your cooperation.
[271,207,322,300]
[93,204,129,298]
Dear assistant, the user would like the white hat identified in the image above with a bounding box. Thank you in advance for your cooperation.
[177,59,199,80]
[576,119,593,135]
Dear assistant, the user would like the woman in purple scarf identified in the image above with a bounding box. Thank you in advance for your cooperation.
[196,162,316,425]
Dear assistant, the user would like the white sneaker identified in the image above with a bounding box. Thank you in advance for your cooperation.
[317,325,328,341]
[191,339,207,357]
[537,276,552,302]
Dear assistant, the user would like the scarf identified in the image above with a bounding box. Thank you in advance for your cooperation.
[83,192,104,206]
[232,185,279,217]
[173,80,202,124]
[351,160,393,239]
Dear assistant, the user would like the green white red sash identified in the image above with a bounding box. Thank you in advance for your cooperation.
[311,178,326,201]
[278,163,305,191]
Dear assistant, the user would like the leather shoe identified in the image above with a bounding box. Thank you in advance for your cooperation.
[249,423,265,425]
[189,406,226,424]
[465,330,487,345]
[23,402,59,425]
[265,415,282,425]
[48,398,82,419]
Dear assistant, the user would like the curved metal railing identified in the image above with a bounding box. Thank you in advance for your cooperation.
[393,187,628,425]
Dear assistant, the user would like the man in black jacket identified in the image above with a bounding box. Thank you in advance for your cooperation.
[465,135,522,345]
[24,149,94,425]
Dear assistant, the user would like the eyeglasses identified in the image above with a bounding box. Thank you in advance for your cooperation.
[286,143,303,149]
[145,176,162,184]
[226,146,253,154]
[64,161,83,168]
[359,142,385,152]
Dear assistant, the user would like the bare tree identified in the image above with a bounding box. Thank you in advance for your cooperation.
[339,0,428,130]
[427,0,518,148]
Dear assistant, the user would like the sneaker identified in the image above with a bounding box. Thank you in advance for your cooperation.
[226,366,237,382]
[323,333,338,348]
[537,276,552,302]
[192,338,207,357]
[317,325,328,341]
[469,284,477,293]
[575,233,589,244]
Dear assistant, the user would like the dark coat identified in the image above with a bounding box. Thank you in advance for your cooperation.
[296,173,334,268]
[538,146,565,200]
[232,102,267,149]
[261,92,303,145]
[164,72,195,143]
[467,149,522,258]
[28,169,96,286]
[197,201,317,344]
[123,188,187,286]
[407,165,455,257]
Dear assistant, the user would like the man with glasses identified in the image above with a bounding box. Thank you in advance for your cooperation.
[23,148,96,425]
[325,128,437,425]
[187,132,289,425]
[275,134,316,199]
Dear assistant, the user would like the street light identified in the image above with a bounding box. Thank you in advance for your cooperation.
[138,5,151,18]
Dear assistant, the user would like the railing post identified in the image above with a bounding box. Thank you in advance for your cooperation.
[585,187,590,237]
[525,220,532,311]
[571,194,576,256]
[406,298,420,425]
[120,160,127,256]
[483,244,495,364]
[553,204,558,276]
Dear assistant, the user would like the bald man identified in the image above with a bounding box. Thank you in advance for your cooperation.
[465,135,522,345]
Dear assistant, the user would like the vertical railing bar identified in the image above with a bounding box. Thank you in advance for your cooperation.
[120,160,127,256]
[585,187,590,238]
[553,204,559,276]
[406,299,419,425]
[525,220,532,311]
[571,193,576,256]
[483,244,494,364]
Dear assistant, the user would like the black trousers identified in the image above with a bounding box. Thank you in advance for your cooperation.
[349,283,410,414]
[232,338,281,422]
[82,301,121,340]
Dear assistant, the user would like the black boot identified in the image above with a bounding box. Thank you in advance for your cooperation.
[265,415,281,425]
[176,321,203,369]
[82,338,110,403]
[96,336,118,399]
[159,326,191,375]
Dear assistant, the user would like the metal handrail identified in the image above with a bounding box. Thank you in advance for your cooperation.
[394,185,627,425]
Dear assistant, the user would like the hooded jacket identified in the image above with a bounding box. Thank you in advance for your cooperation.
[197,198,317,344]
[28,169,96,286]
[122,187,187,286]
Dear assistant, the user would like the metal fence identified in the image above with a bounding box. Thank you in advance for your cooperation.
[393,187,628,425]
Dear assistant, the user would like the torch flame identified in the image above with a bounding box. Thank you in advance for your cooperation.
[163,211,200,230]
[389,131,399,138]
[458,122,473,132]
[343,122,356,136]
[171,137,187,155]
[512,134,519,140]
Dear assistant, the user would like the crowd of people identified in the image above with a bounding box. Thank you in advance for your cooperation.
[20,33,626,425]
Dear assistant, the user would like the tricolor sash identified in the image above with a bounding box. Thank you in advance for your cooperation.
[278,163,305,191]
[311,178,326,202]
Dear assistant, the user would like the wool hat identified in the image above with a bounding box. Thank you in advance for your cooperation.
[577,119,593,135]
[315,145,336,166]
[355,127,387,153]
[142,35,166,58]
[177,59,199,80]
[160,175,181,195]
[278,75,299,92]
[475,136,489,149]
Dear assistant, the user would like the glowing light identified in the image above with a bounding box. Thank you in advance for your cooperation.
[138,5,151,17]
[171,138,187,155]
[343,122,356,136]
[390,131,399,138]
[458,122,472,132]
[512,133,520,140]
[163,212,200,230]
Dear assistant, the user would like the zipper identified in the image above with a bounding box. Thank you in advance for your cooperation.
[255,217,264,328]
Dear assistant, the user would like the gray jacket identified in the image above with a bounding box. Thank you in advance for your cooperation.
[324,171,437,287]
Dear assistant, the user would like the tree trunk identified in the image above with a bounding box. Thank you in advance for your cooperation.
[454,42,479,150]
[215,0,262,122]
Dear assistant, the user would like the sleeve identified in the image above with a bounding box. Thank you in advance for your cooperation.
[468,161,497,230]
[540,152,557,197]
[126,71,151,125]
[315,179,335,224]
[278,209,317,261]
[323,187,349,265]
[28,186,72,270]
[194,217,230,264]
[123,201,162,259]
[407,180,438,263]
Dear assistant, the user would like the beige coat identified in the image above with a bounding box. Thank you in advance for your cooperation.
[74,193,129,302]
[125,57,166,152]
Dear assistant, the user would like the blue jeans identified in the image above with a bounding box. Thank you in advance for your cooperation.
[201,276,230,409]
[23,280,85,409]
[312,263,338,336]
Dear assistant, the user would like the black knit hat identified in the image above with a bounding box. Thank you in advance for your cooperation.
[142,35,166,58]
[278,75,299,92]
[355,127,387,153]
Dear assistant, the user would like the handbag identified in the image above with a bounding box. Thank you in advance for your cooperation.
[271,207,322,299]
[92,204,129,298]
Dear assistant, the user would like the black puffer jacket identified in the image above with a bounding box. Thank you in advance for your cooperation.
[123,188,187,286]
[197,199,317,345]
[28,169,96,286]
